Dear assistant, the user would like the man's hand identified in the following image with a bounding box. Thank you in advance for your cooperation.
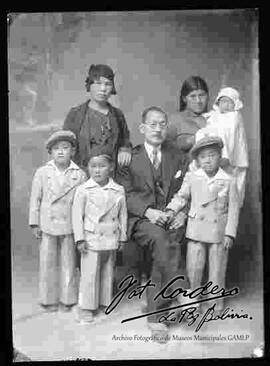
[31,225,42,239]
[223,235,234,249]
[118,151,132,167]
[168,211,187,230]
[144,208,169,226]
[77,240,88,255]
[186,135,195,146]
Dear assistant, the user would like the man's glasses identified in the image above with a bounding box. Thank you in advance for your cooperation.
[144,122,168,129]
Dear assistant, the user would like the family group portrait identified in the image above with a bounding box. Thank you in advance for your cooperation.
[8,9,263,361]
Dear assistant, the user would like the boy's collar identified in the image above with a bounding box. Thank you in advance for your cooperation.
[85,177,121,191]
[195,167,230,180]
[47,159,80,171]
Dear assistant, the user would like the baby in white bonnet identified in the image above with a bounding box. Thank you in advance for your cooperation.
[195,87,248,207]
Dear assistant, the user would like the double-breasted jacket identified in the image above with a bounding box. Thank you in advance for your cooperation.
[167,167,240,243]
[29,160,87,235]
[72,178,127,251]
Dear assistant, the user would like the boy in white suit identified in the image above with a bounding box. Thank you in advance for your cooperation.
[165,136,240,314]
[29,130,87,312]
[72,146,127,323]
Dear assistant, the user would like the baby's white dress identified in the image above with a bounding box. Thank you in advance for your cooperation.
[195,110,248,207]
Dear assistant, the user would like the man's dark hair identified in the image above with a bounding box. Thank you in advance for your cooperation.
[141,106,168,124]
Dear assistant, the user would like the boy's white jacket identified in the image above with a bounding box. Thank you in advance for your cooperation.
[72,178,127,250]
[167,168,240,243]
[29,160,87,235]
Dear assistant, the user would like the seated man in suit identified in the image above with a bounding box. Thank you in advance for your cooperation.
[117,106,189,342]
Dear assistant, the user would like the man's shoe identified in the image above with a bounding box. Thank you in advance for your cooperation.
[99,305,108,314]
[141,304,148,314]
[171,297,202,322]
[147,322,169,344]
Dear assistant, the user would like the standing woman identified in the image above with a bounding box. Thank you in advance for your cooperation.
[167,76,209,153]
[63,64,132,173]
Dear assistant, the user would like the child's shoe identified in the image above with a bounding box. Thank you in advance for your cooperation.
[99,305,107,314]
[40,304,58,312]
[76,307,94,324]
[60,303,75,312]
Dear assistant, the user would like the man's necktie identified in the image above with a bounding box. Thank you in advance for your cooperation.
[152,148,160,170]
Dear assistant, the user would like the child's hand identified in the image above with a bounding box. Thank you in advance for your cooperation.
[168,211,187,230]
[31,226,42,239]
[189,160,199,172]
[77,240,88,255]
[186,135,195,146]
[118,241,126,251]
[164,209,175,225]
[118,150,131,167]
[223,235,234,249]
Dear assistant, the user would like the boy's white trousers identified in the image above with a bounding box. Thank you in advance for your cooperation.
[186,240,229,311]
[39,233,78,305]
[78,249,116,310]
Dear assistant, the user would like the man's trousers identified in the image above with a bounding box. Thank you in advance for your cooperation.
[122,220,188,323]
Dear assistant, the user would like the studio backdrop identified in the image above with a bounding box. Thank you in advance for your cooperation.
[9,10,261,360]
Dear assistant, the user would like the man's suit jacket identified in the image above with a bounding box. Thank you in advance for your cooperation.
[167,167,240,243]
[29,160,87,235]
[117,143,188,239]
[72,178,127,251]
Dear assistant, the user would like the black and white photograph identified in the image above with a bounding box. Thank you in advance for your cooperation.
[8,9,263,361]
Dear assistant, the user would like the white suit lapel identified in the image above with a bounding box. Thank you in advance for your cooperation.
[47,167,62,201]
[101,189,118,218]
[100,180,121,219]
[47,161,81,203]
[195,168,230,206]
[54,170,81,201]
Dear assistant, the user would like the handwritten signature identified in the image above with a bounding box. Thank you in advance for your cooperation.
[158,303,252,332]
[104,275,252,331]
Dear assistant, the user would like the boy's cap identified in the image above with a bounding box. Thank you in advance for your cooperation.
[46,130,77,151]
[88,145,113,162]
[191,135,224,158]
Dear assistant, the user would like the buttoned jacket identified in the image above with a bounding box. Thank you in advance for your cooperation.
[167,168,240,243]
[117,143,189,239]
[72,178,127,251]
[29,160,87,235]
